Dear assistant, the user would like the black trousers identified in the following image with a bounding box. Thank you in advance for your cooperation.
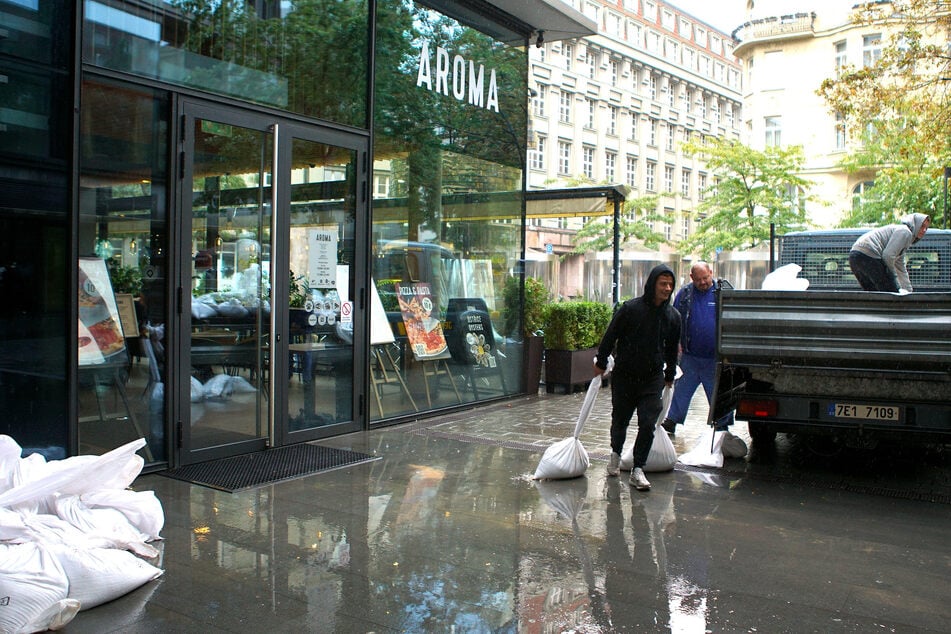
[609,372,664,468]
[849,250,899,292]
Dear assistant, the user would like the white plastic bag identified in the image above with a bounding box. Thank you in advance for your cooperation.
[677,428,726,468]
[534,357,613,480]
[619,386,675,471]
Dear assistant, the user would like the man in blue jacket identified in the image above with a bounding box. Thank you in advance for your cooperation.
[595,264,680,491]
[662,261,733,435]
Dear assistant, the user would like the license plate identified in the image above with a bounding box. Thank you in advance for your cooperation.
[828,403,900,421]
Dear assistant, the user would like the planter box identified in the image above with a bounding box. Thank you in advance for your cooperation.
[544,347,597,394]
[522,335,544,395]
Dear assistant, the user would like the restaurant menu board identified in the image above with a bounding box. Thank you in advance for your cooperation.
[396,282,448,360]
[78,258,126,366]
[307,228,338,289]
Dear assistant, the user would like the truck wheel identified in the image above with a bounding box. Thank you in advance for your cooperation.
[748,423,776,444]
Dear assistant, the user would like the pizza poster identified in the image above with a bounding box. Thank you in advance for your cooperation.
[78,257,126,366]
[396,282,448,360]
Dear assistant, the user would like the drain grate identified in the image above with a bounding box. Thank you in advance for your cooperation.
[163,444,379,492]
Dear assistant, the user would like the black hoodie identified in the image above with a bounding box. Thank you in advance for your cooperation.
[595,264,681,382]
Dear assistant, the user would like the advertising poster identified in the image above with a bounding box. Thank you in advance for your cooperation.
[78,258,126,366]
[396,282,448,360]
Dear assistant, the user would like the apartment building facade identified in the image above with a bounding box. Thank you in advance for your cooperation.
[526,0,743,280]
[733,3,884,227]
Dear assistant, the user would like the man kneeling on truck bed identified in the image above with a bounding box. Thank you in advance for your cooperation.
[848,213,930,293]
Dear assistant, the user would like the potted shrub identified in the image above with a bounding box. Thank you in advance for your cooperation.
[502,276,550,394]
[543,300,612,393]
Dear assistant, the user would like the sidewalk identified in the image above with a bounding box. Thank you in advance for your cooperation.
[61,387,949,633]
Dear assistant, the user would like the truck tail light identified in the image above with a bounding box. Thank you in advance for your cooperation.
[737,398,777,418]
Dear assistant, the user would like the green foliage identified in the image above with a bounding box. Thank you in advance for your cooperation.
[502,276,550,338]
[543,301,611,351]
[817,1,951,227]
[680,138,815,258]
[569,195,668,255]
[289,270,308,308]
[107,263,142,295]
[376,278,402,313]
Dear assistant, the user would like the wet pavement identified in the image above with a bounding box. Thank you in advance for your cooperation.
[62,388,951,633]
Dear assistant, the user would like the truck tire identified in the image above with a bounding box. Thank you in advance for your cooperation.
[748,422,776,444]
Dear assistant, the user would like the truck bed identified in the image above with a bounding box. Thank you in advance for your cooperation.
[714,289,951,440]
[717,290,951,373]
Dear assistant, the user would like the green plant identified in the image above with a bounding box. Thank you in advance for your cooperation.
[502,276,550,338]
[108,263,143,295]
[543,301,611,351]
[289,270,308,308]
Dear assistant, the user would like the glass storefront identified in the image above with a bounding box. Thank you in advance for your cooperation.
[370,0,528,421]
[1,0,554,466]
[0,0,73,458]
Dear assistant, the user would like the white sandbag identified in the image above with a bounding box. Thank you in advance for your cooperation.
[0,542,80,634]
[0,435,23,494]
[0,439,146,510]
[53,496,158,559]
[619,386,675,471]
[762,263,809,290]
[203,374,235,399]
[229,375,258,394]
[533,360,612,480]
[533,437,590,480]
[81,489,164,541]
[46,544,163,610]
[721,431,748,458]
[190,376,205,402]
[677,429,726,468]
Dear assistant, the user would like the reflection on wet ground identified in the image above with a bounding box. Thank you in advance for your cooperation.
[63,388,951,633]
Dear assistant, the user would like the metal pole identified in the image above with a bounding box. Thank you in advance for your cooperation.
[612,191,621,307]
[944,167,950,229]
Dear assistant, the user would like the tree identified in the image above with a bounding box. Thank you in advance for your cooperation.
[680,138,814,258]
[817,0,951,226]
[568,195,668,255]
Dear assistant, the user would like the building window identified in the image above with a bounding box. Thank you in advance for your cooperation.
[664,165,674,192]
[538,44,546,62]
[680,88,690,111]
[835,40,847,74]
[564,43,573,71]
[665,124,674,151]
[585,98,596,128]
[852,180,877,210]
[609,59,618,85]
[605,151,616,182]
[863,34,882,67]
[582,146,595,179]
[530,135,546,170]
[681,168,690,197]
[727,104,735,128]
[374,174,390,197]
[664,215,672,241]
[646,161,656,191]
[649,118,657,146]
[664,80,674,107]
[559,92,572,123]
[532,85,547,118]
[629,112,638,141]
[648,74,657,100]
[835,112,847,150]
[682,215,690,239]
[765,116,782,147]
[607,105,618,135]
[558,141,571,174]
[699,173,707,200]
[626,155,638,187]
[586,49,598,79]
[699,96,707,119]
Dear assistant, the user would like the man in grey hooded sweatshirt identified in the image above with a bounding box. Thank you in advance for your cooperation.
[848,213,931,292]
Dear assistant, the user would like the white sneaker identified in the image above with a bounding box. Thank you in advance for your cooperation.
[630,467,651,491]
[606,452,620,476]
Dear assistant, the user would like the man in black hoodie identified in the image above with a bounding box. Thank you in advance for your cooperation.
[594,264,681,491]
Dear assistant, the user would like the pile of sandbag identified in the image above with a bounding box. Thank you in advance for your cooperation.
[0,436,164,633]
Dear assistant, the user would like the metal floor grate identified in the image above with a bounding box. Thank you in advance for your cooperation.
[163,444,379,492]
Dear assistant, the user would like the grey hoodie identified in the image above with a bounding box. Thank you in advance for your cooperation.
[850,213,930,291]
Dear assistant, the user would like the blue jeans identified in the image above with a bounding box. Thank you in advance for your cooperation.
[666,353,733,429]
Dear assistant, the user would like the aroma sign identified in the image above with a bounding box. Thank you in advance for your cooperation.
[415,40,500,113]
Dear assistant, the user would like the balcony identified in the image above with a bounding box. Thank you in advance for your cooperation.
[733,13,816,53]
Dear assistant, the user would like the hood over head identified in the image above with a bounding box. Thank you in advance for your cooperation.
[902,213,930,243]
[643,263,676,305]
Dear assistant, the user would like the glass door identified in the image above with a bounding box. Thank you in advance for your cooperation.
[179,103,273,462]
[177,102,366,464]
[276,128,362,442]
